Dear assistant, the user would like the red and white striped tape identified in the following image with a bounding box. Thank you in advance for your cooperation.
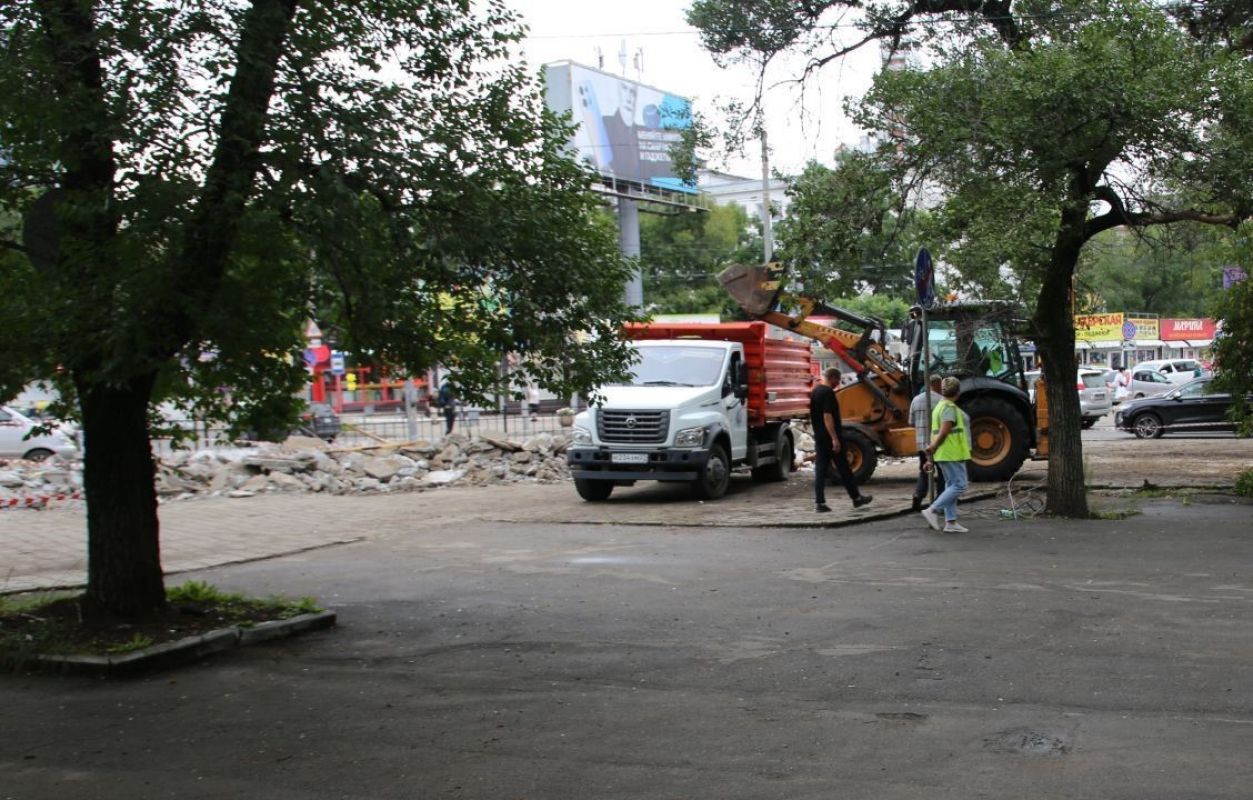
[0,492,82,510]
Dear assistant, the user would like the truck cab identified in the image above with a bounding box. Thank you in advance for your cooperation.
[566,323,810,502]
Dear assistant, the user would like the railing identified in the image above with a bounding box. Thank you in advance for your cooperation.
[150,410,573,455]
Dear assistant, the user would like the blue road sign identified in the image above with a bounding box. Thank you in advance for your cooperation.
[915,248,936,309]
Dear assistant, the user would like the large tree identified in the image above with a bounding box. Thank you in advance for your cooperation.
[0,0,637,618]
[688,0,1253,517]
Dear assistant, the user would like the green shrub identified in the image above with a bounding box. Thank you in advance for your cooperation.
[1235,468,1253,498]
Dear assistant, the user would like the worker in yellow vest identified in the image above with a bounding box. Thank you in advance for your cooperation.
[920,376,971,534]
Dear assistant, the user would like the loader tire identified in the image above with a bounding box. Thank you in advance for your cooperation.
[962,395,1030,482]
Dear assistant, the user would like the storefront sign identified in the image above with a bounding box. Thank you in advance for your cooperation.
[1127,317,1158,341]
[1074,312,1123,342]
[1161,318,1216,341]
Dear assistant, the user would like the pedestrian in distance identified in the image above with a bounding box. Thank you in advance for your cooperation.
[527,384,541,423]
[810,366,873,513]
[437,381,456,435]
[910,375,946,512]
[920,376,970,533]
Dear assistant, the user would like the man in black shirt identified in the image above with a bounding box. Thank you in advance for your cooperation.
[811,367,873,513]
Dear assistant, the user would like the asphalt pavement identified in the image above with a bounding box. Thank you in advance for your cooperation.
[3,493,1252,799]
[2,418,1252,799]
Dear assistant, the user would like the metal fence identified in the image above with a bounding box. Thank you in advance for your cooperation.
[151,410,573,455]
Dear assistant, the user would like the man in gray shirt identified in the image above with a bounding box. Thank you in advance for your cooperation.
[910,376,945,511]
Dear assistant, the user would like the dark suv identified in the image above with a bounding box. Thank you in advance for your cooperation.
[299,403,342,442]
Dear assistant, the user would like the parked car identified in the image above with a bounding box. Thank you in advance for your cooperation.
[0,405,79,461]
[1077,368,1112,427]
[1130,358,1205,386]
[1023,369,1112,428]
[1126,368,1175,400]
[299,403,342,442]
[1114,377,1241,438]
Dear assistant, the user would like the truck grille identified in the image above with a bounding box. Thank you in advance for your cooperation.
[598,410,669,444]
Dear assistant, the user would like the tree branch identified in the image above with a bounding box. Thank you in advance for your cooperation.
[1088,184,1245,238]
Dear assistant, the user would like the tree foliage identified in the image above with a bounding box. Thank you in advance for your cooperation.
[775,156,929,301]
[640,203,762,316]
[1077,225,1231,317]
[1209,224,1253,435]
[0,0,638,616]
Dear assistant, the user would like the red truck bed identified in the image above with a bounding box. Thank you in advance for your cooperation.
[623,322,813,427]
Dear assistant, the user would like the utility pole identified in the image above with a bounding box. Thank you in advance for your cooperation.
[760,125,774,263]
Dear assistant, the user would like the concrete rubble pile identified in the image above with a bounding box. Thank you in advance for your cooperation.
[0,432,574,504]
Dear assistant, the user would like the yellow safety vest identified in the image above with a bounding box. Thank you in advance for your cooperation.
[931,399,972,462]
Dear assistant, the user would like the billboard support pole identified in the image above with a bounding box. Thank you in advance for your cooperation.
[619,197,643,308]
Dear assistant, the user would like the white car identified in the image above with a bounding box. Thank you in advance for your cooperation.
[0,405,79,461]
[1126,368,1174,400]
[1131,359,1204,386]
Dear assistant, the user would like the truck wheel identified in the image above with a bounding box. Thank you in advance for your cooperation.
[841,429,877,485]
[751,431,792,483]
[692,443,730,500]
[962,395,1030,482]
[574,479,614,501]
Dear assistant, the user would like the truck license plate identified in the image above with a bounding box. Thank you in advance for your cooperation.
[611,453,649,464]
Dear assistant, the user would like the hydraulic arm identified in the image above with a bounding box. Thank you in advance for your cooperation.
[718,263,910,421]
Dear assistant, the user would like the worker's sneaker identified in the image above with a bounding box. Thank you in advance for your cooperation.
[815,503,832,513]
[920,508,942,531]
[853,494,873,509]
[943,521,969,534]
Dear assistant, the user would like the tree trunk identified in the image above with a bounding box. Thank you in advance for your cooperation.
[78,372,166,619]
[1034,210,1090,519]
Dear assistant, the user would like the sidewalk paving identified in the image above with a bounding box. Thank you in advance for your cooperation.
[2,432,1249,595]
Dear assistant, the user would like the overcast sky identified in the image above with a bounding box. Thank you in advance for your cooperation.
[509,0,883,178]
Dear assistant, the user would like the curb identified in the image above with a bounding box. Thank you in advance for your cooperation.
[23,610,337,677]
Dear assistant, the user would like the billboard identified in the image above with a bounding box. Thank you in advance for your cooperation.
[1074,312,1123,342]
[1161,318,1217,341]
[544,61,694,194]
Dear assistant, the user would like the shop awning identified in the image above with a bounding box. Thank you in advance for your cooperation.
[1133,339,1166,347]
[1075,342,1091,350]
[1088,340,1121,349]
[1185,339,1213,348]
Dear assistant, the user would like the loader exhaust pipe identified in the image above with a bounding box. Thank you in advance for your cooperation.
[717,263,782,318]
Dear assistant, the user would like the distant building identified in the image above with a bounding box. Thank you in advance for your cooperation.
[697,168,790,224]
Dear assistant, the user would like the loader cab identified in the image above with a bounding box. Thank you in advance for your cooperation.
[911,304,1028,391]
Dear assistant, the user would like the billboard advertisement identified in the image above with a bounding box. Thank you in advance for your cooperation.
[1161,318,1217,341]
[1126,317,1159,341]
[1074,312,1123,342]
[544,61,694,194]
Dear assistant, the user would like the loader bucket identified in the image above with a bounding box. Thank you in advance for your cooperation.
[717,263,781,317]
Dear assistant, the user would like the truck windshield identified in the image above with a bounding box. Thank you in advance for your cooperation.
[617,345,726,387]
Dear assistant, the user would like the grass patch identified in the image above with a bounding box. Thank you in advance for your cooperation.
[1,580,322,669]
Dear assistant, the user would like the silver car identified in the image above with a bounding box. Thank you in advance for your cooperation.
[1077,368,1112,428]
[0,405,78,461]
[1022,369,1112,428]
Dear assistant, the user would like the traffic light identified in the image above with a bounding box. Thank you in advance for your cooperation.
[345,372,358,391]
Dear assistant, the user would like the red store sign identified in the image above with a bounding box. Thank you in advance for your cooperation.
[1160,318,1216,340]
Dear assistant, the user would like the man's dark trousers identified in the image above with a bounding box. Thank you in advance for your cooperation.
[814,432,860,505]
